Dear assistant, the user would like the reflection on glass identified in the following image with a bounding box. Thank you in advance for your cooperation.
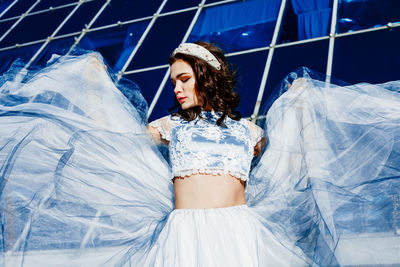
[79,21,148,71]
[337,0,400,33]
[278,0,298,44]
[188,0,280,52]
[279,0,333,43]
[290,0,332,41]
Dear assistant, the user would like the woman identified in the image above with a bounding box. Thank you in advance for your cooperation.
[0,42,399,266]
[144,42,306,266]
[149,41,263,210]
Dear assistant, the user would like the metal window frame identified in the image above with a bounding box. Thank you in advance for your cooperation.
[326,0,339,83]
[0,0,41,43]
[0,0,398,117]
[116,0,169,79]
[0,0,241,51]
[250,0,287,122]
[146,0,207,119]
[0,0,20,19]
[24,0,87,69]
[0,0,96,23]
[66,0,112,54]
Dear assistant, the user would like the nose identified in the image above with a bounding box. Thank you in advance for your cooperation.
[174,81,183,95]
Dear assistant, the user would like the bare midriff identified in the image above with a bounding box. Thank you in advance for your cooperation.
[173,173,246,209]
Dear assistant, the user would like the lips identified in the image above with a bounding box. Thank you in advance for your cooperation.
[177,97,187,103]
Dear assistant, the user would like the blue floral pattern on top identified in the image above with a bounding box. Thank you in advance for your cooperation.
[149,111,263,181]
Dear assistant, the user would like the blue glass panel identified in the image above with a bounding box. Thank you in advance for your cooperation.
[332,27,400,84]
[79,21,148,70]
[290,0,331,40]
[205,0,225,3]
[337,0,400,33]
[260,39,329,111]
[92,0,162,28]
[0,43,41,74]
[32,36,77,66]
[278,0,299,43]
[162,0,199,13]
[124,68,167,115]
[32,0,80,12]
[126,10,196,70]
[0,0,13,15]
[188,0,280,52]
[57,0,106,36]
[148,77,177,122]
[0,19,16,39]
[227,50,269,117]
[1,0,36,19]
[0,6,74,47]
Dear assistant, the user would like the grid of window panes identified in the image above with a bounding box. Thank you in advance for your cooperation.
[0,0,399,122]
[0,0,400,261]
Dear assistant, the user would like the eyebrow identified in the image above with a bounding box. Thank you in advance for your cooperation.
[171,72,190,80]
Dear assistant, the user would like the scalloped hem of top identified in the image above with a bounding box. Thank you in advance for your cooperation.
[172,169,248,181]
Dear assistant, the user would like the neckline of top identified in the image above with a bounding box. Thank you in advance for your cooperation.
[200,110,222,118]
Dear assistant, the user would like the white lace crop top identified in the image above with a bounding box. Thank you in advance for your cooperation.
[149,111,263,181]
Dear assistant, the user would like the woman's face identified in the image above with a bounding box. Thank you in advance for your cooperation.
[170,59,202,110]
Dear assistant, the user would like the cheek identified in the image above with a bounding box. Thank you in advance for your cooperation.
[193,92,203,106]
[192,88,201,103]
[186,83,196,97]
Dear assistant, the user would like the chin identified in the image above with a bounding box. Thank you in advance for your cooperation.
[180,103,197,110]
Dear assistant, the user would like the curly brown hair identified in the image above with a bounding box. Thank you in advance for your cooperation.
[168,41,241,126]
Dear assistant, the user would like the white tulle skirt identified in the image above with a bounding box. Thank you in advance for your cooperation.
[144,205,306,267]
[1,53,399,266]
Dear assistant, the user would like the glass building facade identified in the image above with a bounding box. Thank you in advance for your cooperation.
[0,1,400,265]
[0,0,399,121]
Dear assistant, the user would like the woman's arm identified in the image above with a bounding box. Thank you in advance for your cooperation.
[147,116,171,145]
[147,125,169,145]
[254,137,267,156]
[243,119,266,156]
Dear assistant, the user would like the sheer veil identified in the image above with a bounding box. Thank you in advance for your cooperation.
[1,54,399,266]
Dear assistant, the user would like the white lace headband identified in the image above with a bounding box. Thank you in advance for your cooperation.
[173,43,221,70]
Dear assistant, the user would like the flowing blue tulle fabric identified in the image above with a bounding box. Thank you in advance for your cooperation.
[0,53,174,266]
[0,53,399,266]
[247,70,400,266]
